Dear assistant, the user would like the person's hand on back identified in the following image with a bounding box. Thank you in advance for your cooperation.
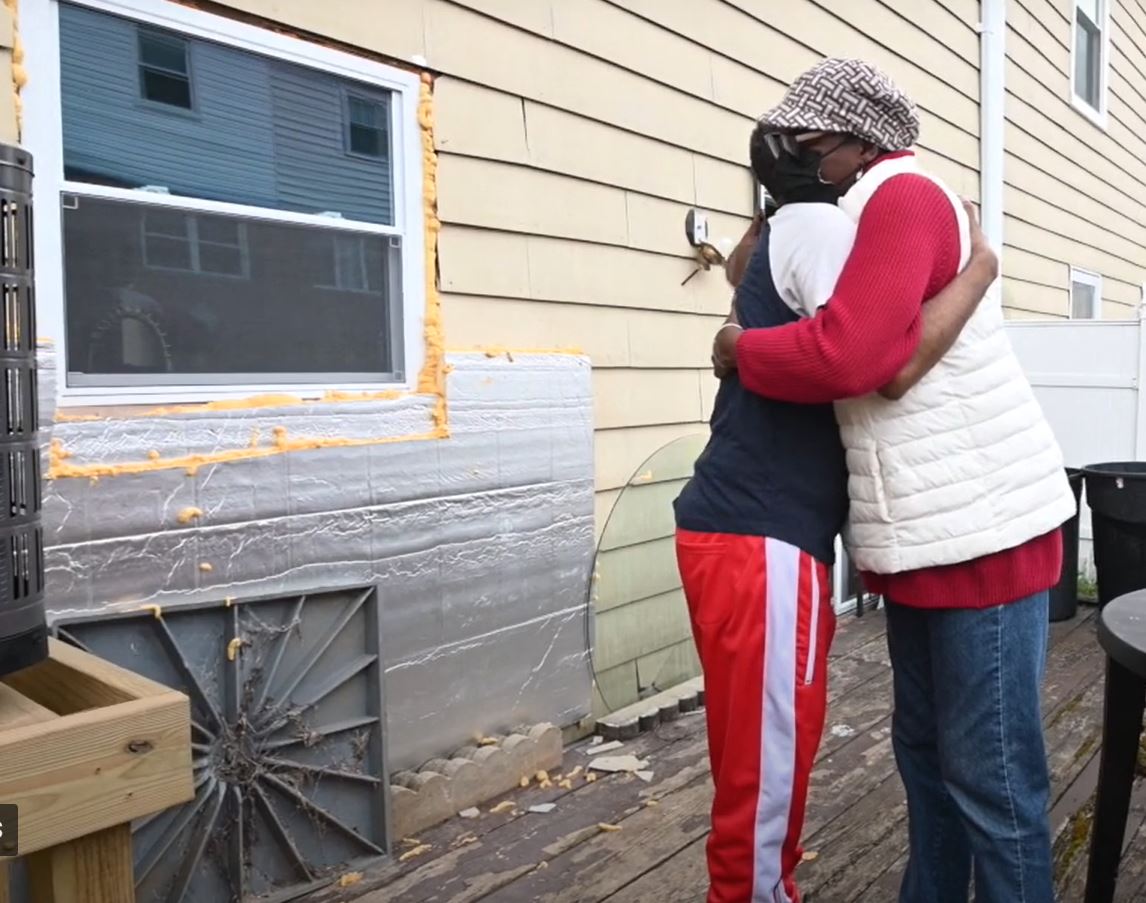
[963,199,999,293]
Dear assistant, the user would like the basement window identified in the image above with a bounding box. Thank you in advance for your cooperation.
[1070,267,1103,320]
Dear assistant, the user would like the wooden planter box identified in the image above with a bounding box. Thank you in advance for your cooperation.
[0,638,193,902]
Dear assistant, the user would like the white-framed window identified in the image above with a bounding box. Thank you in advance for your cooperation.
[345,93,389,160]
[1071,0,1110,127]
[137,27,194,111]
[140,208,250,279]
[1069,267,1103,320]
[315,235,389,295]
[24,0,425,405]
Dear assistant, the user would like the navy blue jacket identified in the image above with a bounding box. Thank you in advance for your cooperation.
[673,226,849,565]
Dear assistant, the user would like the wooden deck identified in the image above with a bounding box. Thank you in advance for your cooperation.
[323,605,1146,903]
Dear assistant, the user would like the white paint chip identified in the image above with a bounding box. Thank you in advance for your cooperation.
[830,724,856,739]
[459,808,480,819]
[588,755,650,774]
[635,770,654,783]
[529,803,557,814]
[589,740,624,754]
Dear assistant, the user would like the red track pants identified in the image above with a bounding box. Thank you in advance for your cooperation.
[676,529,835,903]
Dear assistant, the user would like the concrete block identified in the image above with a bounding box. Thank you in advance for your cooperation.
[386,720,564,836]
[501,732,540,779]
[390,771,453,839]
[527,723,562,769]
[469,745,516,794]
[438,758,485,812]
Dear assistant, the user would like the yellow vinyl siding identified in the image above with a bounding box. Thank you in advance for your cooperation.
[1004,0,1146,319]
[209,0,981,709]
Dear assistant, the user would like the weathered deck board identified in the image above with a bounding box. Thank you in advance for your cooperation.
[461,626,903,902]
[339,605,1138,903]
[320,718,708,902]
[613,607,1109,900]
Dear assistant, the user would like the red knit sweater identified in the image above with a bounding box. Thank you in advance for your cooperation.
[734,155,1061,609]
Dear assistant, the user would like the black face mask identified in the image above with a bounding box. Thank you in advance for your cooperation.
[767,137,858,206]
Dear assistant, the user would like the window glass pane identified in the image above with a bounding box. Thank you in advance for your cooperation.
[198,243,246,277]
[64,196,400,382]
[196,217,241,246]
[1077,0,1101,26]
[60,2,395,225]
[349,123,383,157]
[1071,281,1097,319]
[348,96,381,128]
[141,69,192,108]
[1075,10,1102,109]
[143,234,193,271]
[139,31,188,74]
[143,208,187,238]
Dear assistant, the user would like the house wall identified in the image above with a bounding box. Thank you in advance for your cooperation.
[20,0,599,775]
[1003,0,1146,319]
[0,0,18,145]
[16,0,1146,763]
[205,0,983,712]
[39,349,596,773]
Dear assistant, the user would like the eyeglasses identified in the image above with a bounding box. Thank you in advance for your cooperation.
[760,130,830,159]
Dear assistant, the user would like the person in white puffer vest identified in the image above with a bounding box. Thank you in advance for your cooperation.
[713,59,1076,903]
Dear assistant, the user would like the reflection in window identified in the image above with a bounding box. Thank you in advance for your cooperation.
[142,210,249,278]
[346,95,387,158]
[61,3,396,224]
[57,2,406,388]
[64,195,400,382]
[138,29,192,109]
[315,235,386,294]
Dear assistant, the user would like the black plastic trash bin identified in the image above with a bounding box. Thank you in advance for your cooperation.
[1083,463,1146,608]
[0,145,47,676]
[1049,468,1084,622]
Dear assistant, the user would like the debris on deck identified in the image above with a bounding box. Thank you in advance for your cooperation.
[588,754,650,774]
[322,608,1134,903]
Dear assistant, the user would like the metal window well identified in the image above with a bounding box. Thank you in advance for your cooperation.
[54,587,389,903]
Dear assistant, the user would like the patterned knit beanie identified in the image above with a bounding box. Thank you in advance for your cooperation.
[760,58,920,152]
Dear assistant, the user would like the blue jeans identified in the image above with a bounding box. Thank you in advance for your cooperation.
[885,592,1054,903]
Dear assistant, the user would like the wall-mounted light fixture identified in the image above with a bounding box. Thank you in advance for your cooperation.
[682,208,731,285]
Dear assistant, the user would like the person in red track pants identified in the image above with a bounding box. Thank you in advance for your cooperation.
[674,119,998,902]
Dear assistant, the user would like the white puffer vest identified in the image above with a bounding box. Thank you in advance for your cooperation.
[836,155,1077,574]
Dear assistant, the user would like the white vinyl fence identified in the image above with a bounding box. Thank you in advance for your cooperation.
[1006,315,1146,575]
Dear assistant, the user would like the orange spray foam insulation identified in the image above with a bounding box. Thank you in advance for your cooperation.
[47,73,449,481]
